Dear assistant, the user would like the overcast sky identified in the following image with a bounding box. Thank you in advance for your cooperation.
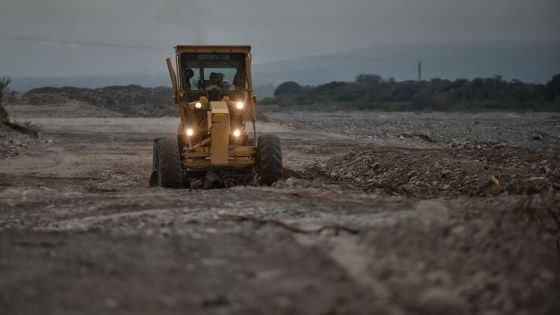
[0,0,559,77]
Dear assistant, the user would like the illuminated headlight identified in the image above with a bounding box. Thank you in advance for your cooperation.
[235,101,244,110]
[195,102,202,109]
[233,129,241,137]
[186,128,194,137]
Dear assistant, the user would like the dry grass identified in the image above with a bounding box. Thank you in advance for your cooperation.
[3,120,42,136]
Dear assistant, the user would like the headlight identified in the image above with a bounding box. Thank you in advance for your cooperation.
[232,129,241,137]
[235,101,244,110]
[186,128,194,137]
[195,102,202,109]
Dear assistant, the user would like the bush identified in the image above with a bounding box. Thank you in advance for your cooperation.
[0,77,10,92]
[546,74,560,102]
[274,81,302,96]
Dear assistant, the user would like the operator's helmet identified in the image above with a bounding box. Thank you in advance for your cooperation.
[186,68,194,79]
[209,72,224,82]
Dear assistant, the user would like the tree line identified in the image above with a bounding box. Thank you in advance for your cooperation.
[261,74,560,111]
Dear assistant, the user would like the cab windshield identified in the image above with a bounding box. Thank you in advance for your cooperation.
[181,53,246,91]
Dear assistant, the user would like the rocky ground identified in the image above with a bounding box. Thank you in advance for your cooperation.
[1,102,559,315]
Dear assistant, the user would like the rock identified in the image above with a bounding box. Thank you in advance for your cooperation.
[202,179,214,189]
[205,170,221,185]
[440,169,452,176]
[425,271,452,286]
[530,163,537,170]
[418,133,437,143]
[539,165,551,174]
[414,200,450,225]
[190,178,203,189]
[103,298,119,309]
[416,288,466,315]
[527,176,547,183]
[285,177,296,187]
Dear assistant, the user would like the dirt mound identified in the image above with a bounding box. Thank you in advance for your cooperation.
[0,89,8,120]
[24,85,175,117]
[0,105,7,122]
[2,90,21,104]
[303,145,560,198]
[14,91,72,105]
[1,90,40,158]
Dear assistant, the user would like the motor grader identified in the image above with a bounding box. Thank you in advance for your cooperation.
[149,45,282,188]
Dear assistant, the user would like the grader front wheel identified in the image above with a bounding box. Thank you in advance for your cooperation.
[257,135,283,185]
[151,138,184,189]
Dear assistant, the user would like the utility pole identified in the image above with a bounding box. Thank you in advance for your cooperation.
[417,61,422,81]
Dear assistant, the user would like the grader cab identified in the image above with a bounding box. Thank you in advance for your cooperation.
[149,45,282,188]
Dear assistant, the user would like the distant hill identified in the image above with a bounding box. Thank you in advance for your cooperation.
[22,85,176,117]
[252,41,560,85]
[8,75,170,92]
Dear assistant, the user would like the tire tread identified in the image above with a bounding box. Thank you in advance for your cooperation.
[258,135,283,185]
[156,138,183,188]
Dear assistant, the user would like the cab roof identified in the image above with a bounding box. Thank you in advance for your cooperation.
[175,45,251,54]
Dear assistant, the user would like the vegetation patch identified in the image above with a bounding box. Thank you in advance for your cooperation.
[261,74,560,111]
[3,120,41,137]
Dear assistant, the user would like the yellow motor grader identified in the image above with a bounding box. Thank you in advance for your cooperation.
[149,45,282,188]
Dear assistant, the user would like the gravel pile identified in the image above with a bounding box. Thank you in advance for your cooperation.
[303,145,560,198]
[266,111,560,151]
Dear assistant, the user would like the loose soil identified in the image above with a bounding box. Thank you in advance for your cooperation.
[1,105,559,315]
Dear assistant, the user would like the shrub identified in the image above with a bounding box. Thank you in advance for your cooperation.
[274,81,302,97]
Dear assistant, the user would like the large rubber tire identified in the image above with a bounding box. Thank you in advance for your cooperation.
[257,135,283,186]
[155,138,183,188]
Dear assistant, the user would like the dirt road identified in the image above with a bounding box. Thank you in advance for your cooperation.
[1,110,559,315]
